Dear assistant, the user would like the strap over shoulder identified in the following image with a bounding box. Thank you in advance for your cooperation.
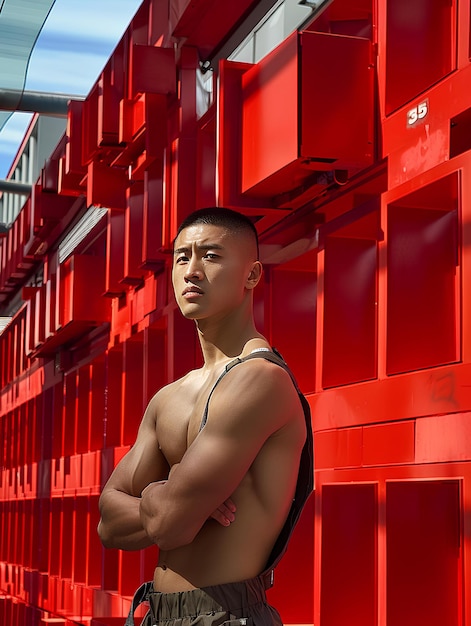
[200,347,314,580]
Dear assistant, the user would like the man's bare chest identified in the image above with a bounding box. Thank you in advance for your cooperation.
[155,370,223,466]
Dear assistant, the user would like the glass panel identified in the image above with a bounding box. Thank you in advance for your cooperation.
[230,0,320,64]
[0,0,56,131]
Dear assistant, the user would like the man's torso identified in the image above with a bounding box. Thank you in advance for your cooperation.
[150,356,305,591]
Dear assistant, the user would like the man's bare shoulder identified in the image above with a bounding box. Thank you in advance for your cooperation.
[229,356,299,399]
[207,356,304,434]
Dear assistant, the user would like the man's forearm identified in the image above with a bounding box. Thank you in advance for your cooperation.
[98,489,154,551]
[139,468,237,550]
[140,479,197,550]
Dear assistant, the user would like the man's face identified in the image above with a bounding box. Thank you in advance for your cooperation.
[172,223,257,321]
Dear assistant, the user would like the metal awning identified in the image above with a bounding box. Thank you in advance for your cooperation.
[0,0,57,130]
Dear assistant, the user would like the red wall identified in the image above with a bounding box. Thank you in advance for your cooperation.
[1,0,471,624]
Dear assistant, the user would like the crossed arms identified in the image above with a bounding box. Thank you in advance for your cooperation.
[98,360,300,551]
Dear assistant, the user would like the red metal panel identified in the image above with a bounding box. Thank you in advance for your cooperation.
[30,185,74,233]
[76,365,91,454]
[241,30,373,196]
[266,493,314,623]
[61,99,86,195]
[142,159,166,268]
[117,92,168,179]
[122,337,145,446]
[167,136,198,246]
[45,272,57,338]
[323,234,377,388]
[314,428,363,470]
[73,497,88,585]
[97,66,123,148]
[59,254,111,327]
[33,285,47,349]
[268,252,317,393]
[0,210,33,298]
[118,95,144,146]
[81,451,101,496]
[143,325,167,404]
[300,31,373,168]
[129,45,176,97]
[416,412,471,463]
[51,382,64,461]
[105,211,126,297]
[386,180,459,374]
[363,421,415,466]
[60,499,74,580]
[119,549,143,596]
[87,160,128,210]
[321,483,377,626]
[82,84,100,165]
[122,181,145,285]
[23,288,40,357]
[103,349,124,448]
[149,0,170,45]
[169,308,202,380]
[383,0,455,116]
[217,61,255,206]
[64,456,84,499]
[42,153,61,193]
[196,108,216,208]
[89,359,105,451]
[386,480,461,626]
[101,550,120,597]
[86,496,103,587]
[311,361,471,432]
[241,33,298,195]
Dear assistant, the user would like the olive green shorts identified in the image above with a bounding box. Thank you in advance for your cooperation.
[126,575,282,626]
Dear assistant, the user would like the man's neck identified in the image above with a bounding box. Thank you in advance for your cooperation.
[195,310,266,369]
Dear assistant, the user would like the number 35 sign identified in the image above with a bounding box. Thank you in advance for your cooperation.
[407,99,429,127]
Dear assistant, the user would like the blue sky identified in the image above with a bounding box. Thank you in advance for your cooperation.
[0,0,143,178]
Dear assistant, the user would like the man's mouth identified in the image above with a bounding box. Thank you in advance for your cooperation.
[182,286,204,296]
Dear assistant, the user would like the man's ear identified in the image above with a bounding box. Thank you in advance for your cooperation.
[246,261,263,290]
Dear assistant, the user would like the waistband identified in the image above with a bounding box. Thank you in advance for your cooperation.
[125,573,272,624]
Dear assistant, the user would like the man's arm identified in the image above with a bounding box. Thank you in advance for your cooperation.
[139,360,305,551]
[98,395,170,550]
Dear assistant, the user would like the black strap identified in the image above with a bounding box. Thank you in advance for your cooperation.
[124,580,153,626]
[200,348,302,430]
[199,347,314,582]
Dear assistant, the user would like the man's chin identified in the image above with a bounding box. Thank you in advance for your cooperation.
[178,305,205,321]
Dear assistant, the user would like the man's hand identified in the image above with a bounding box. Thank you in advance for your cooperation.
[209,496,236,526]
[140,480,236,542]
[144,464,236,528]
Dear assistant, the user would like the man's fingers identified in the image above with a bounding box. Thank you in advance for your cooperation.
[210,499,236,526]
[210,510,231,526]
[223,497,236,513]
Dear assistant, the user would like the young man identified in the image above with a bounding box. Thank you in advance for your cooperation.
[98,207,313,626]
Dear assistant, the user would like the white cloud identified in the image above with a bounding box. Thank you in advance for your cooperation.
[26,0,142,94]
[26,48,117,94]
[40,0,142,42]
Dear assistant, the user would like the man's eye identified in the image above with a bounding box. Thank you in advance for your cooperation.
[176,256,189,264]
[204,253,219,260]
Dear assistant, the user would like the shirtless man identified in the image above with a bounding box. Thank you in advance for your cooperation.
[98,207,313,626]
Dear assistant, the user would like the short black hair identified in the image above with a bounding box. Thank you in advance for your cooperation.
[175,207,259,259]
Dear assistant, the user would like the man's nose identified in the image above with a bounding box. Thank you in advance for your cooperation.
[184,257,203,281]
